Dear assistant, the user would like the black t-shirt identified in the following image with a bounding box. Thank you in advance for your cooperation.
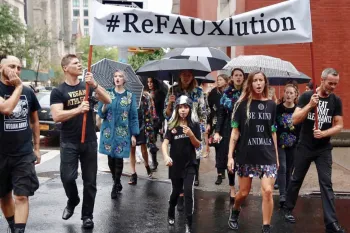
[276,103,298,148]
[165,122,201,179]
[50,81,96,143]
[233,99,277,165]
[297,91,342,150]
[0,82,41,156]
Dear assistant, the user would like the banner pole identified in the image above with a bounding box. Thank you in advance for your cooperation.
[310,42,318,130]
[81,45,93,143]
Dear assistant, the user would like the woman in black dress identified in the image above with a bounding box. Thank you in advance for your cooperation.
[214,68,245,198]
[227,71,279,233]
[162,95,201,233]
[207,74,230,184]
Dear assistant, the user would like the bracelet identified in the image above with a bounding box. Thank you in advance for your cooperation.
[93,83,99,90]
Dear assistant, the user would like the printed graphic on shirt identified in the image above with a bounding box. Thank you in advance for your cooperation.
[4,95,29,132]
[67,90,86,107]
[247,104,273,146]
[307,100,332,129]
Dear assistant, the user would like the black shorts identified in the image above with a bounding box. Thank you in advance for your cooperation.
[0,153,39,198]
[136,130,147,146]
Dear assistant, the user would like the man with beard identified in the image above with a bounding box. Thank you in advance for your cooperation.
[0,55,41,233]
[284,68,345,233]
[50,54,111,229]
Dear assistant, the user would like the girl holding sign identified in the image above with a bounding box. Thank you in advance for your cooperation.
[162,95,201,233]
[227,71,278,233]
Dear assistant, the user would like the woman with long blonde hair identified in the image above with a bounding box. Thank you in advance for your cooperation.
[227,71,279,233]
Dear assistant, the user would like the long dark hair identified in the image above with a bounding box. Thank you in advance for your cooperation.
[229,68,246,87]
[168,104,195,130]
[145,77,160,91]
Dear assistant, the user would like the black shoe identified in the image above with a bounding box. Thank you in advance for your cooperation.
[82,218,94,229]
[274,184,279,190]
[14,228,25,233]
[62,198,80,220]
[279,195,286,208]
[168,205,175,225]
[194,179,199,186]
[215,175,223,185]
[111,182,123,199]
[177,196,184,212]
[145,165,153,178]
[326,222,346,233]
[228,208,240,230]
[185,216,193,233]
[284,210,296,223]
[262,224,271,233]
[128,173,137,185]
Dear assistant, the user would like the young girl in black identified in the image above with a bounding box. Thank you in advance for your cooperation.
[162,95,201,233]
[227,71,279,233]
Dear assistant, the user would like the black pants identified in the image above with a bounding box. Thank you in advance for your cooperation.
[285,146,338,225]
[277,147,295,196]
[169,169,195,217]
[195,159,200,181]
[60,142,97,219]
[108,157,124,183]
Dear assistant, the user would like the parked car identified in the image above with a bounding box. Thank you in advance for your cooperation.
[36,91,61,137]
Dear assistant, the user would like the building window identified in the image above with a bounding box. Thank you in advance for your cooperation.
[73,0,79,7]
[84,19,89,26]
[84,28,89,36]
[73,10,80,17]
[84,10,88,17]
[83,0,88,7]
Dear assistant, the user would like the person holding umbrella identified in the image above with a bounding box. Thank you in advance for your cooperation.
[227,71,278,233]
[97,70,139,198]
[164,70,208,210]
[213,68,245,198]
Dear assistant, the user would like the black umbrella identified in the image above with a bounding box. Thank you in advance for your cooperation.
[195,74,216,85]
[163,47,230,71]
[268,72,311,86]
[136,59,211,78]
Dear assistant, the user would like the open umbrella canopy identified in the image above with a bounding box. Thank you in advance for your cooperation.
[136,59,211,80]
[268,72,311,86]
[224,55,300,77]
[163,47,230,71]
[83,58,143,107]
[195,74,216,85]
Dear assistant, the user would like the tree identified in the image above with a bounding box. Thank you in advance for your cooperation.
[77,36,119,68]
[128,49,165,71]
[0,4,25,56]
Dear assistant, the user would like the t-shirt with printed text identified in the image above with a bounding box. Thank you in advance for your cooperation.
[232,99,277,165]
[50,81,96,143]
[0,82,41,156]
[297,91,342,150]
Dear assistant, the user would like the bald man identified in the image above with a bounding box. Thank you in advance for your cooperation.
[0,55,41,233]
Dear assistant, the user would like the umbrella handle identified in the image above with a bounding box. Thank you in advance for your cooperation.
[81,45,93,143]
[310,43,318,130]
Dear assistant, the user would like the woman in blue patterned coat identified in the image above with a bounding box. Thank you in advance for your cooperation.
[98,70,139,199]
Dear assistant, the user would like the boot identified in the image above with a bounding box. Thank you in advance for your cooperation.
[262,224,271,233]
[167,205,175,225]
[215,175,223,185]
[14,228,25,233]
[228,208,240,230]
[326,222,346,233]
[151,153,158,172]
[185,215,193,233]
[111,181,123,199]
[284,209,296,223]
[145,165,153,178]
[128,173,137,185]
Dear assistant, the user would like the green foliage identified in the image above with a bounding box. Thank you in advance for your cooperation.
[128,49,165,71]
[0,4,26,55]
[77,36,119,68]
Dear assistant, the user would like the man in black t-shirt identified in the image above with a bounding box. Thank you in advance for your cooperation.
[0,55,41,233]
[284,68,345,233]
[50,54,111,229]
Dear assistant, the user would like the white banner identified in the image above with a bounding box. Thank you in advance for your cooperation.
[90,0,312,47]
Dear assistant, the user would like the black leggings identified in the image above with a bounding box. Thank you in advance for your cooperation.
[195,159,200,181]
[108,157,124,183]
[217,168,235,186]
[169,171,195,217]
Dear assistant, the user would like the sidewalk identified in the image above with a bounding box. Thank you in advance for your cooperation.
[98,138,350,195]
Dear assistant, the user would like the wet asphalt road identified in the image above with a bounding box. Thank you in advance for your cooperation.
[1,173,349,233]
